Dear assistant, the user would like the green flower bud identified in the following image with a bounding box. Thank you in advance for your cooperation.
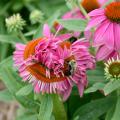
[30,10,44,24]
[5,13,26,33]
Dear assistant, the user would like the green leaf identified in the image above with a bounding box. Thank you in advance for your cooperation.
[58,19,87,31]
[87,66,105,85]
[0,43,9,61]
[16,114,37,120]
[105,106,115,120]
[103,80,120,95]
[111,96,120,120]
[38,94,53,120]
[0,35,21,44]
[0,56,13,69]
[72,96,116,120]
[0,89,14,102]
[16,84,33,96]
[0,67,38,109]
[85,82,105,94]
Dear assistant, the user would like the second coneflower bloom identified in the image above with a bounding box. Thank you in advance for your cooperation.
[86,2,120,60]
[13,24,95,101]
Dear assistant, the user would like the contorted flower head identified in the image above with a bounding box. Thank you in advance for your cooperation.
[13,24,95,101]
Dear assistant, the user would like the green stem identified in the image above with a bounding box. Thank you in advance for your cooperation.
[18,31,28,43]
[78,0,90,21]
[52,94,67,120]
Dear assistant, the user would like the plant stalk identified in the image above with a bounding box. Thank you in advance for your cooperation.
[78,0,90,21]
[52,94,67,120]
[18,31,28,43]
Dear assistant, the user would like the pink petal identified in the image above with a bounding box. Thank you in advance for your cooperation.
[114,23,120,51]
[96,45,113,61]
[88,9,105,17]
[57,33,72,41]
[62,87,72,101]
[104,23,114,49]
[43,24,51,37]
[77,82,84,97]
[93,20,111,47]
[86,15,106,31]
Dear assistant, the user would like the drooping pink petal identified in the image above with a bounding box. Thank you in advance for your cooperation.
[93,19,110,47]
[86,15,106,31]
[114,23,120,51]
[88,9,105,17]
[96,45,113,61]
[104,23,114,49]
[77,82,84,97]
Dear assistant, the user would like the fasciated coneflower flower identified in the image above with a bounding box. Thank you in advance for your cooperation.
[86,2,120,60]
[13,24,95,101]
[105,56,120,81]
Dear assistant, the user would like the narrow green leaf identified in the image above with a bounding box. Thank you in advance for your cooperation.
[0,89,14,102]
[103,80,120,95]
[85,82,105,94]
[0,35,21,44]
[73,96,116,120]
[16,84,33,96]
[38,94,53,120]
[0,43,9,61]
[58,19,87,31]
[112,96,120,120]
[0,56,13,69]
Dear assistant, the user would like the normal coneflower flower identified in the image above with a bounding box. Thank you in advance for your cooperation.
[13,24,95,100]
[86,2,120,60]
[81,0,107,13]
[5,13,26,33]
[105,56,120,81]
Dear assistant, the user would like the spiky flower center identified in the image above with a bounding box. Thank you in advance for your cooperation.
[105,2,120,23]
[81,0,100,13]
[109,62,120,77]
[23,39,76,83]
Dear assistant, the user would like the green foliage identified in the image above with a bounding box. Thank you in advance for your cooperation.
[16,84,33,96]
[72,96,117,120]
[103,80,120,95]
[58,19,87,31]
[0,89,14,102]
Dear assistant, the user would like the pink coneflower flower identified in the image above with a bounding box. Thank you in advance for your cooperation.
[86,2,120,60]
[13,24,95,101]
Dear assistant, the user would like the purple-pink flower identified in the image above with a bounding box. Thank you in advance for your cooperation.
[86,2,120,60]
[13,24,95,101]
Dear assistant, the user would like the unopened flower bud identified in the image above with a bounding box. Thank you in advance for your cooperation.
[5,13,26,33]
[30,10,44,24]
